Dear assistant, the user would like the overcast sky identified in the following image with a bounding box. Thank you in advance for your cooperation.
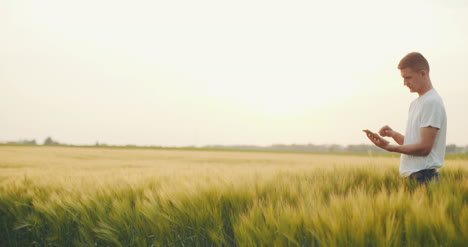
[1,0,467,147]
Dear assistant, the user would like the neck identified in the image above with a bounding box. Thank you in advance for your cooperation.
[418,80,433,97]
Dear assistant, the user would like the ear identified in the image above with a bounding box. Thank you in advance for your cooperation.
[420,69,427,77]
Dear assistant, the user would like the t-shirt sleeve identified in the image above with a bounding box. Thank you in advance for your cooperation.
[420,99,445,129]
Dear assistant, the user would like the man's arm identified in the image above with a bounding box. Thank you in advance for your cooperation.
[395,133,404,145]
[386,131,405,145]
[386,126,438,155]
[369,127,439,156]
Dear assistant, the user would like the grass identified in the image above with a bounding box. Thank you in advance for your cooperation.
[0,145,467,246]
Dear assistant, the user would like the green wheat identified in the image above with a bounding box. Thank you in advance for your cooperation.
[0,146,467,246]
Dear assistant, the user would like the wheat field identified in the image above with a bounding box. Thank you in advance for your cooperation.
[0,145,467,246]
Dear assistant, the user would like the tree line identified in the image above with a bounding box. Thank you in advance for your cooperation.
[3,137,468,153]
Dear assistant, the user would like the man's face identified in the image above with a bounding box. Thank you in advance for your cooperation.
[400,67,424,93]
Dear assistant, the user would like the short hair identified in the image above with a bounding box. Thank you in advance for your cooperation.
[398,52,430,72]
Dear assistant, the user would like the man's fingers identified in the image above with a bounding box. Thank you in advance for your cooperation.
[366,131,389,148]
[369,134,379,144]
[366,134,376,144]
[366,133,387,147]
[378,129,387,136]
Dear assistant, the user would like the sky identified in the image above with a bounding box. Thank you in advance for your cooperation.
[1,0,468,147]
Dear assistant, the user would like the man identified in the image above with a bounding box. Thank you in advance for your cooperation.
[366,52,447,185]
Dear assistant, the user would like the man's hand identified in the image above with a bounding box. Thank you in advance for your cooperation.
[378,125,405,145]
[379,125,394,137]
[365,131,390,149]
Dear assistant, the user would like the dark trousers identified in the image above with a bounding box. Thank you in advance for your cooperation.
[409,169,439,185]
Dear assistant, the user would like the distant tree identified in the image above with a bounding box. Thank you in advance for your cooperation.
[43,137,59,145]
[22,139,37,145]
[446,144,457,153]
[328,144,344,153]
[455,146,464,153]
[201,143,468,154]
[5,139,37,145]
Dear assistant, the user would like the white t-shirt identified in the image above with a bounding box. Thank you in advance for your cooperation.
[399,89,447,177]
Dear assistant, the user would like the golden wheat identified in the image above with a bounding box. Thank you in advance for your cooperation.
[0,146,467,246]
